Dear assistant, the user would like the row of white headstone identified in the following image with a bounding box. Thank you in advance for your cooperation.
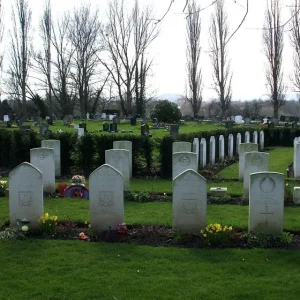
[190,130,264,168]
[9,161,284,236]
[172,168,284,235]
[27,140,133,193]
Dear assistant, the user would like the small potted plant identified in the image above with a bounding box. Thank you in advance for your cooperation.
[71,175,86,186]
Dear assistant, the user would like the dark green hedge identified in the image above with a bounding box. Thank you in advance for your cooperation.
[0,126,295,178]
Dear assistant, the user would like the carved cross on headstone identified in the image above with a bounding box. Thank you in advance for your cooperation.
[260,205,274,226]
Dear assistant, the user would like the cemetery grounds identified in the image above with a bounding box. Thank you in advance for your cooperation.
[0,140,300,299]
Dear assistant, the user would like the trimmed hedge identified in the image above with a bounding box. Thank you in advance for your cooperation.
[0,126,296,178]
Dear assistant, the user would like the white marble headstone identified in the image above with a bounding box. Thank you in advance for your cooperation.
[228,134,234,158]
[238,143,258,180]
[218,135,224,161]
[259,131,264,150]
[172,152,197,179]
[9,162,43,229]
[41,140,61,177]
[113,140,132,178]
[172,142,192,153]
[236,133,242,155]
[249,172,284,235]
[253,131,258,144]
[78,128,84,137]
[243,152,269,197]
[209,136,215,165]
[89,164,124,230]
[105,149,130,191]
[200,138,207,168]
[30,147,55,193]
[173,169,207,234]
[193,137,200,167]
[294,143,300,180]
[245,131,250,143]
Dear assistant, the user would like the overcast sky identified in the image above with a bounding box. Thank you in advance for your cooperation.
[1,0,298,101]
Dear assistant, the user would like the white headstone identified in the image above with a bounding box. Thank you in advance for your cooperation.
[30,148,55,193]
[294,143,300,180]
[245,131,250,143]
[89,164,124,230]
[236,133,242,155]
[239,143,258,180]
[259,131,264,150]
[113,141,132,178]
[172,142,191,153]
[41,140,61,177]
[294,136,300,146]
[86,112,90,120]
[209,136,215,165]
[200,138,207,168]
[253,131,258,144]
[293,187,300,204]
[74,124,79,129]
[105,149,130,191]
[249,172,284,235]
[243,152,269,197]
[9,162,43,229]
[78,128,84,137]
[3,115,9,122]
[173,169,207,234]
[172,152,197,179]
[193,137,200,167]
[218,135,225,161]
[228,134,234,159]
[235,115,244,124]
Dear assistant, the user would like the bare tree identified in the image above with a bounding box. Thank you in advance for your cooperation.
[69,4,105,118]
[7,0,32,119]
[0,0,4,91]
[50,13,75,116]
[209,0,232,119]
[290,0,300,94]
[101,0,158,116]
[263,0,286,118]
[185,0,203,119]
[32,0,52,117]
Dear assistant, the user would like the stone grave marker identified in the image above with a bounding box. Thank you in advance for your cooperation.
[9,162,43,229]
[105,149,130,191]
[193,137,199,167]
[78,128,84,137]
[253,131,258,144]
[113,140,132,178]
[294,143,300,180]
[173,169,207,234]
[170,124,179,135]
[172,142,191,153]
[243,152,269,197]
[249,172,284,235]
[239,143,258,180]
[293,187,300,204]
[228,134,234,158]
[63,114,73,126]
[30,147,55,193]
[89,164,124,230]
[41,140,61,177]
[245,131,250,143]
[260,131,264,150]
[172,152,197,179]
[209,136,215,165]
[200,138,207,168]
[218,135,225,161]
[236,133,242,155]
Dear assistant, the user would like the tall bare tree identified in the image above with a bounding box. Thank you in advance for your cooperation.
[263,0,286,118]
[290,0,300,94]
[32,0,52,117]
[69,4,105,118]
[209,0,232,119]
[101,0,158,116]
[185,0,203,119]
[7,0,32,119]
[0,0,4,90]
[50,13,75,116]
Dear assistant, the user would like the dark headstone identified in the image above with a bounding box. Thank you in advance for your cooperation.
[169,124,179,135]
[130,117,137,125]
[20,125,31,132]
[292,121,298,129]
[103,123,109,131]
[110,123,117,132]
[79,123,87,133]
[285,122,289,128]
[39,125,48,135]
[141,123,150,136]
[113,116,120,124]
[225,121,233,128]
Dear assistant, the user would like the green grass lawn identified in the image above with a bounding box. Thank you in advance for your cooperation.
[0,241,299,299]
